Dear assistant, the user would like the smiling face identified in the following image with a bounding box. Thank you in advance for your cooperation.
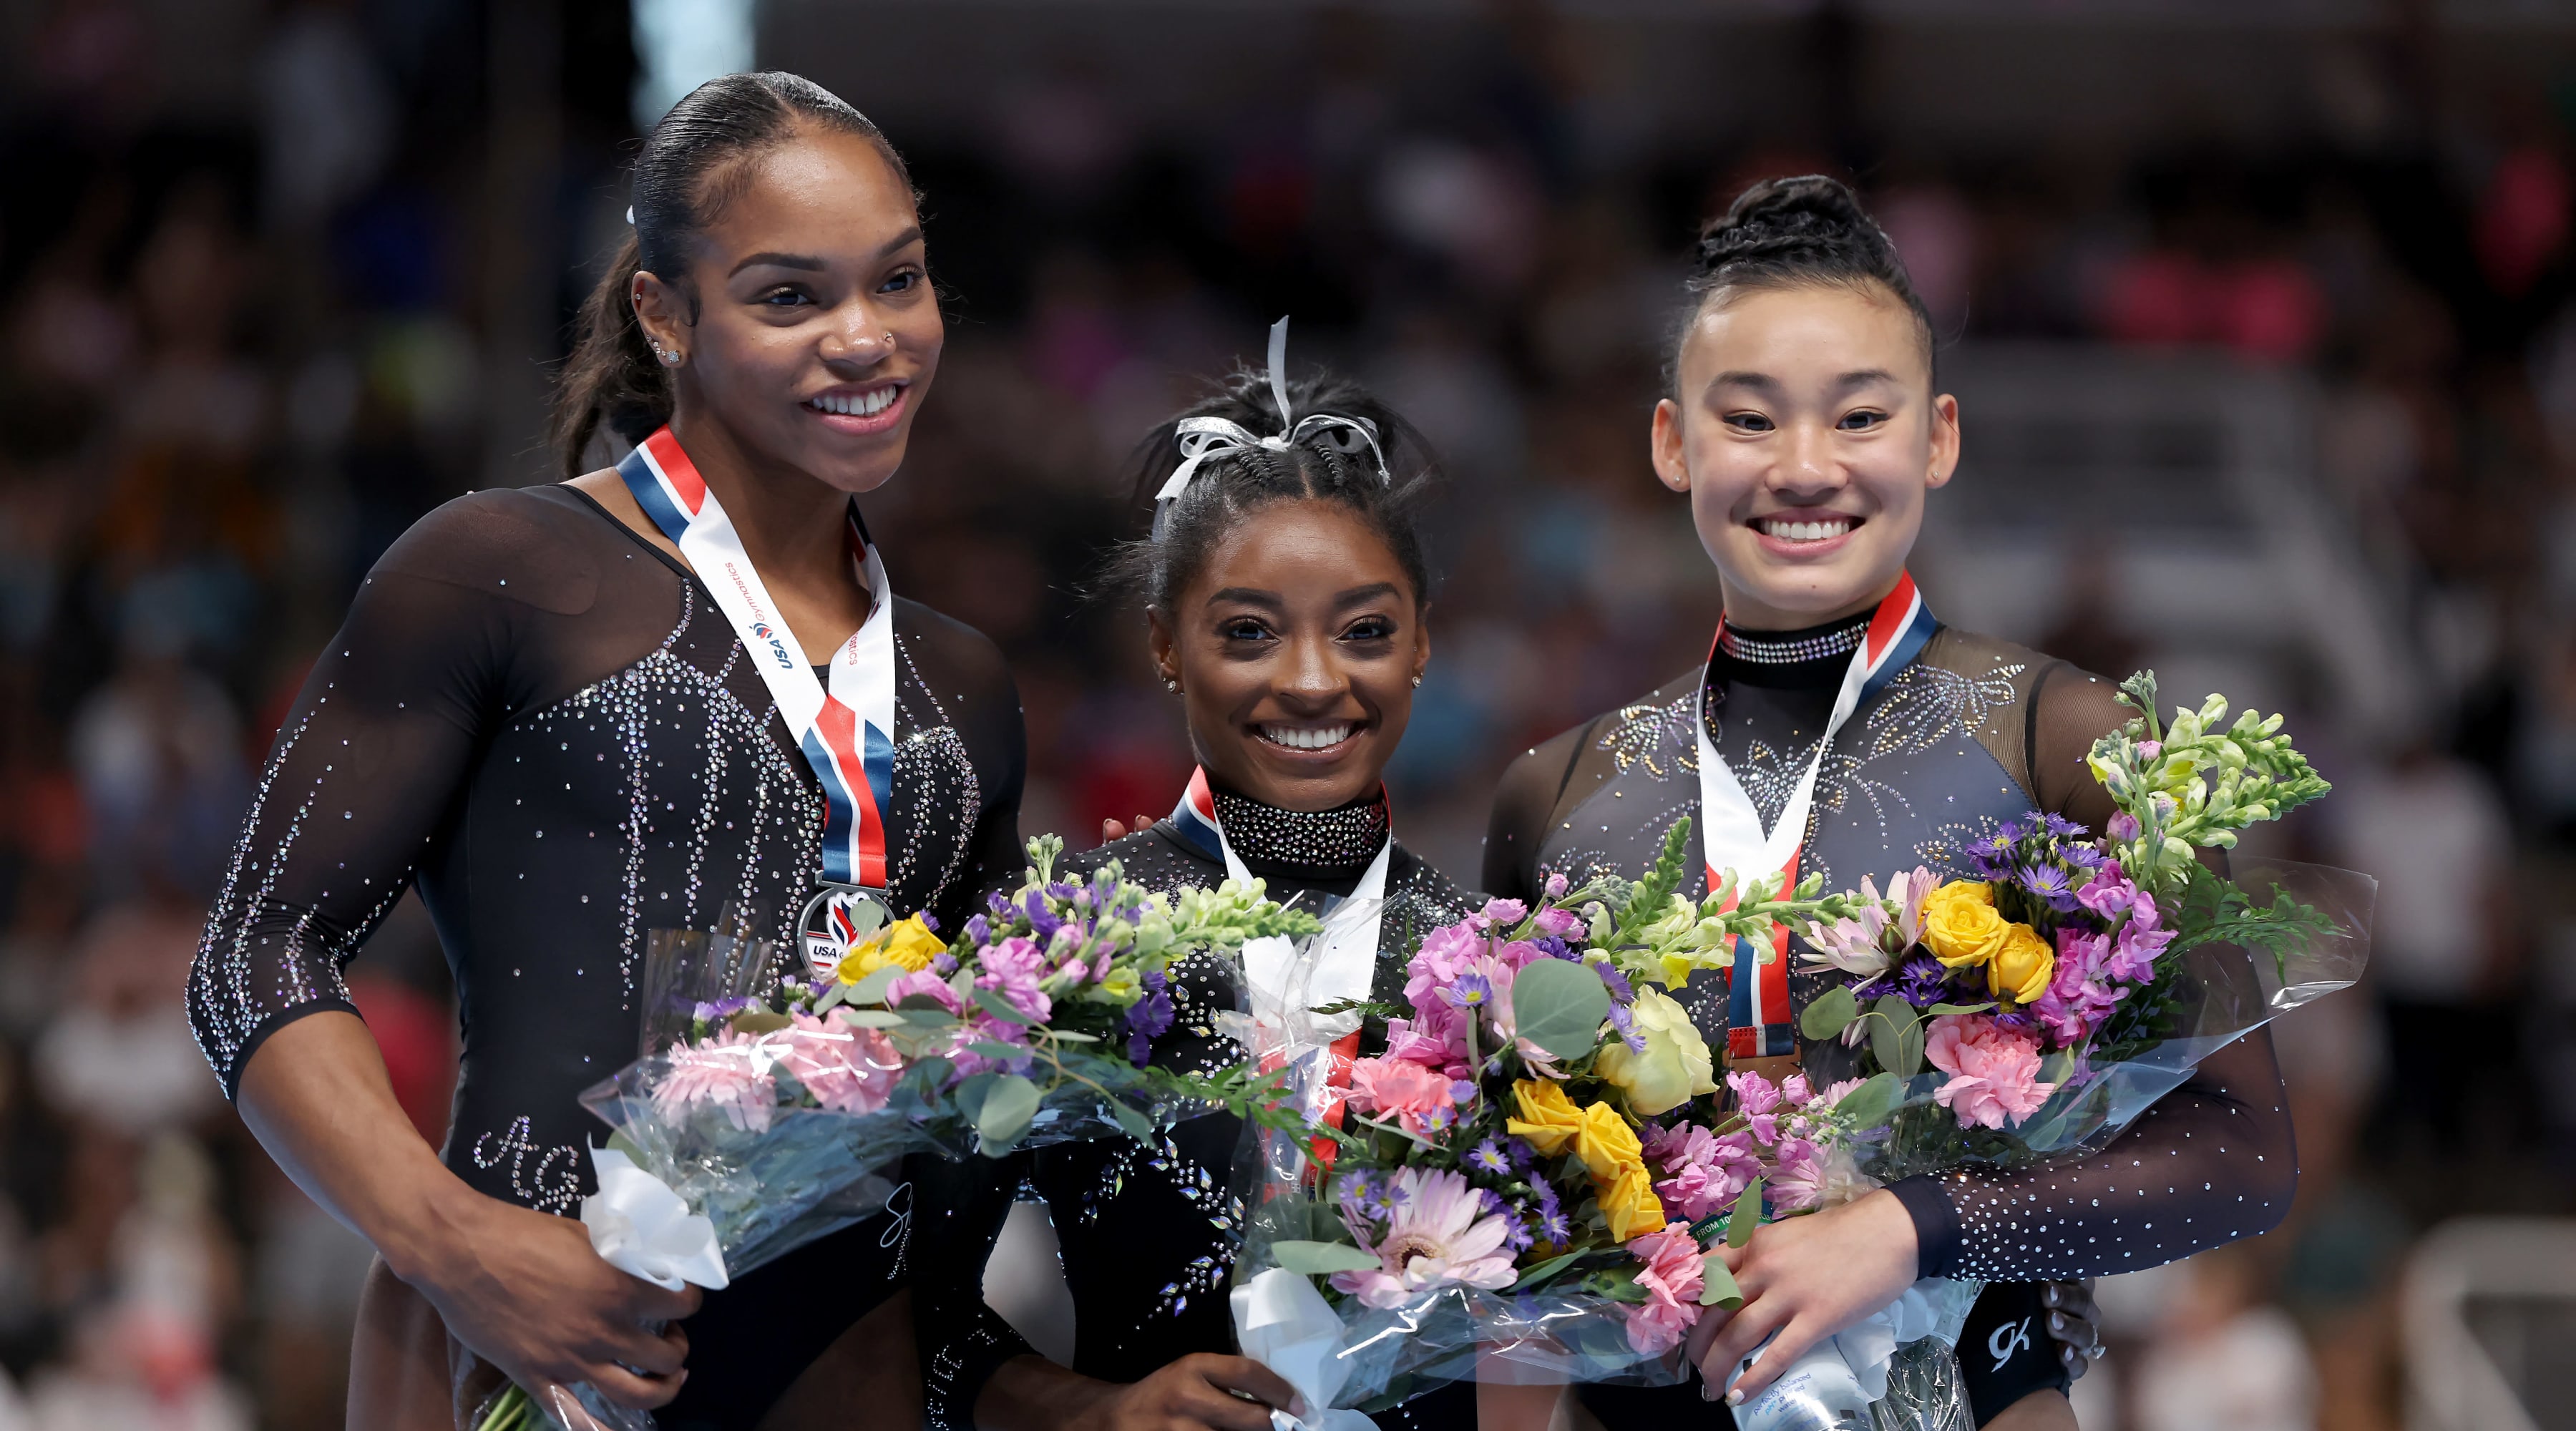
[1650,282,1958,630]
[631,126,940,494]
[1149,499,1430,814]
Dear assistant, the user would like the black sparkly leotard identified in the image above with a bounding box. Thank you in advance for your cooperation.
[1485,614,2296,1421]
[912,792,1480,1431]
[185,484,1025,1429]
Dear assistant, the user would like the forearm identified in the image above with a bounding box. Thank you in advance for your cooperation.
[974,1354,1120,1431]
[235,1009,482,1283]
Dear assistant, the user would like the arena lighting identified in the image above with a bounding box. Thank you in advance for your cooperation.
[633,0,758,131]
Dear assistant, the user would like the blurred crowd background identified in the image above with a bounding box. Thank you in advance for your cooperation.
[0,1,2572,1427]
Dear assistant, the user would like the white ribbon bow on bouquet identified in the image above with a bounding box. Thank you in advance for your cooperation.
[1232,1268,1380,1431]
[1724,1276,1981,1431]
[579,1145,730,1292]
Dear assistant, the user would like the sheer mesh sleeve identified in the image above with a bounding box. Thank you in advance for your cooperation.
[1889,660,2299,1280]
[1480,717,1601,900]
[185,493,588,1098]
[911,1152,1038,1431]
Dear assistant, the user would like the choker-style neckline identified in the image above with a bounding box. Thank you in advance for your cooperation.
[1209,789,1390,871]
[1710,610,1878,692]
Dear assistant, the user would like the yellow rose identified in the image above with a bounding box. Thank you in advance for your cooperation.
[1506,1080,1585,1155]
[836,914,944,985]
[1595,987,1718,1116]
[1599,1163,1668,1241]
[1988,923,2055,1005]
[1920,881,2011,969]
[1570,1100,1644,1184]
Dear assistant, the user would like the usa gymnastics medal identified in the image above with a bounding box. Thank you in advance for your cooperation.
[799,880,891,978]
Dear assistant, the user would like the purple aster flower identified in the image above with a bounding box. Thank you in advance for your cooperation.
[1467,1138,1512,1176]
[1606,1000,1647,1051]
[1121,968,1175,1065]
[1533,1181,1572,1244]
[2041,813,2088,841]
[931,952,959,976]
[2017,863,2079,913]
[1593,961,1636,1004]
[1508,1136,1537,1171]
[1450,1080,1478,1105]
[1529,935,1574,962]
[962,914,992,947]
[1442,971,1496,1008]
[1477,1187,1510,1219]
[693,995,752,1022]
[1896,953,1951,1009]
[987,890,1013,918]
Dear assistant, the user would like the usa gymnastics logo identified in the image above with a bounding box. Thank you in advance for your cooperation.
[750,620,794,669]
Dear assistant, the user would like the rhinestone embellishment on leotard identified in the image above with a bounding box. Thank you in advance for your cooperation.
[1211,791,1389,868]
[1716,612,1874,665]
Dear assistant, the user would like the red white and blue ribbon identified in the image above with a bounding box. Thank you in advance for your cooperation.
[618,426,896,904]
[1168,766,1389,1166]
[1699,573,1937,1059]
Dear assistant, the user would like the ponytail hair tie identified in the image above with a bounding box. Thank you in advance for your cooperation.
[1152,317,1392,539]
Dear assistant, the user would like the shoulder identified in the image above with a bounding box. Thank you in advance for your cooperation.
[366,486,613,616]
[893,597,1017,697]
[1498,668,1700,800]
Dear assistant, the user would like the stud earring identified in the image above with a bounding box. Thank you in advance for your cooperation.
[660,346,685,367]
[1163,678,1179,693]
[1411,675,1423,688]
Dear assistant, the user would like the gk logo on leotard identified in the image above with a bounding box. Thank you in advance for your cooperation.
[1989,1316,2034,1371]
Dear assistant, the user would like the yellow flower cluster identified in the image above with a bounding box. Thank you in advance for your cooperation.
[1918,881,2053,1003]
[1507,1080,1667,1241]
[835,914,945,985]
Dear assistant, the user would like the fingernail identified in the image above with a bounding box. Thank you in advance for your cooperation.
[2051,1312,2065,1331]
[1699,1384,1717,1402]
[2044,1288,2060,1306]
[1726,1390,1744,1407]
[1292,1396,1312,1419]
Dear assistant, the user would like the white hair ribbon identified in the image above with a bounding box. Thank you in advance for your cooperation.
[1152,318,1393,532]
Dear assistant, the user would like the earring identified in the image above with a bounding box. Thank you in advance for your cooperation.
[660,346,685,367]
[1411,675,1423,688]
[1163,678,1179,693]
[881,331,896,347]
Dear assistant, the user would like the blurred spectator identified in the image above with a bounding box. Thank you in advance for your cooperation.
[31,902,215,1139]
[2130,1247,2318,1431]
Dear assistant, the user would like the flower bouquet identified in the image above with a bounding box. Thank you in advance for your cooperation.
[1699,673,2376,1429]
[1231,820,1891,1417]
[472,836,1319,1431]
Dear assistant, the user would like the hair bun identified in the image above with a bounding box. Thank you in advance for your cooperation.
[1694,175,1886,278]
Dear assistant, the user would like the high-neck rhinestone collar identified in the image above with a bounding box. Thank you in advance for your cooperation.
[1211,790,1390,870]
[1717,610,1875,665]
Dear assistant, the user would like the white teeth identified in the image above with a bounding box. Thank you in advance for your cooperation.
[1762,517,1851,542]
[1260,723,1353,751]
[811,388,897,417]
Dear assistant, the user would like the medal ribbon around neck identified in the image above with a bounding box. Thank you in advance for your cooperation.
[1169,767,1390,1164]
[618,426,897,931]
[1699,572,1937,1060]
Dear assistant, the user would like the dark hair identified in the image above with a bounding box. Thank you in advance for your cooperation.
[1664,175,1935,394]
[1110,365,1436,612]
[552,72,914,476]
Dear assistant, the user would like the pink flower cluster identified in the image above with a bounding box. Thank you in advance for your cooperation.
[1640,1070,1842,1221]
[2031,862,2175,1046]
[779,1012,902,1116]
[1399,905,1555,1058]
[1621,1224,1706,1354]
[653,1030,778,1133]
[1924,1015,2057,1129]
[1330,1167,1518,1310]
[1345,1055,1465,1138]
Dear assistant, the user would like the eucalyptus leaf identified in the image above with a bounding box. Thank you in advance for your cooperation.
[1047,1030,1101,1044]
[977,1074,1041,1148]
[812,980,849,1015]
[1269,1240,1382,1276]
[1898,1017,1927,1077]
[1868,995,1911,1075]
[1800,984,1858,1042]
[844,901,887,942]
[952,1072,1000,1125]
[973,987,1035,1026]
[1830,1072,1900,1130]
[1926,1002,1994,1017]
[968,1040,1033,1061]
[728,1010,791,1035]
[834,1008,907,1029]
[1108,1098,1156,1141]
[1699,1254,1743,1309]
[848,965,904,1006]
[897,1004,957,1025]
[1513,957,1613,1063]
[1725,1178,1765,1249]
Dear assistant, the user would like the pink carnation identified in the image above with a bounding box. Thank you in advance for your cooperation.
[1924,1015,2057,1130]
[1623,1225,1706,1355]
[653,1030,777,1132]
[1347,1055,1457,1137]
[1765,1137,1829,1213]
[781,1012,902,1115]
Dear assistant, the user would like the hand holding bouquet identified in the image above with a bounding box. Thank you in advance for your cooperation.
[474,836,1319,1431]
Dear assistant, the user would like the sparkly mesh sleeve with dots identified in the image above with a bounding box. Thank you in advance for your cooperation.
[1485,647,2296,1283]
[186,484,1025,1213]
